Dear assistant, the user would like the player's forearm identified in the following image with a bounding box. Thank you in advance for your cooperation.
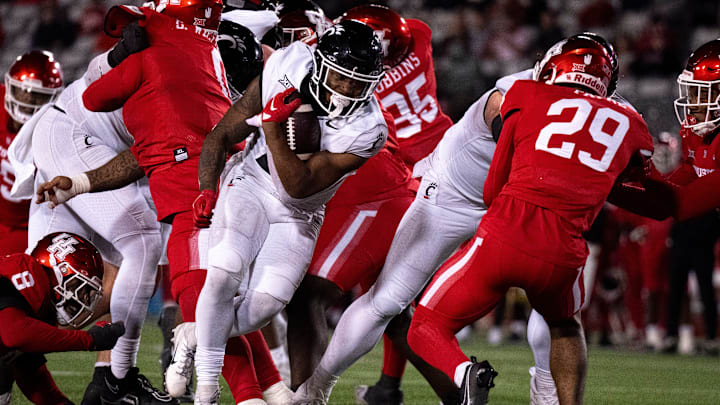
[674,171,720,221]
[0,308,93,352]
[263,120,313,197]
[198,76,263,191]
[85,149,144,192]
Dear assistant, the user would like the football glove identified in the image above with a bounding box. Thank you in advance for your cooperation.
[261,87,302,124]
[192,189,218,228]
[88,321,125,351]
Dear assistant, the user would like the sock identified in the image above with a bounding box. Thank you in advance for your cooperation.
[195,346,226,386]
[111,337,140,379]
[263,381,293,405]
[246,330,283,390]
[407,306,469,388]
[269,346,290,383]
[94,362,110,368]
[222,336,263,403]
[453,362,472,388]
[380,334,406,380]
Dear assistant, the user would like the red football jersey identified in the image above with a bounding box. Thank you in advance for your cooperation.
[0,85,30,230]
[83,9,231,220]
[482,80,654,267]
[374,19,452,167]
[0,254,54,320]
[328,109,416,207]
[675,127,720,182]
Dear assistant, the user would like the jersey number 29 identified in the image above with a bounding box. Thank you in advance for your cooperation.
[535,98,629,172]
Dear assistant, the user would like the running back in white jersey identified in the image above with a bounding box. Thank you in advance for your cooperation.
[242,41,388,211]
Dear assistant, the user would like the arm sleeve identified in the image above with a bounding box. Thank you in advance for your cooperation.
[82,53,143,112]
[674,171,720,221]
[666,162,698,186]
[0,307,93,352]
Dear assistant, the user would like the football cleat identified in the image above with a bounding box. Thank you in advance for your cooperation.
[166,322,197,398]
[193,384,220,405]
[355,384,404,405]
[99,367,177,405]
[459,357,497,405]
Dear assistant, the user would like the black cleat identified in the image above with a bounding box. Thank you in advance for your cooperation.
[355,383,404,405]
[81,366,111,405]
[459,357,497,405]
[98,367,178,405]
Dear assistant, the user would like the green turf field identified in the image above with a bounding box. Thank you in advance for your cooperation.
[12,324,720,404]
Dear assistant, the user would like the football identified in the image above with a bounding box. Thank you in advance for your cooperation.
[285,104,321,160]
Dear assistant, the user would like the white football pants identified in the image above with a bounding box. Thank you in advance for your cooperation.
[29,107,165,378]
[194,165,323,386]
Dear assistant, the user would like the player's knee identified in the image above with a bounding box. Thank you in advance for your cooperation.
[207,240,250,277]
[368,289,405,320]
[244,291,285,331]
[203,266,241,303]
[115,231,164,265]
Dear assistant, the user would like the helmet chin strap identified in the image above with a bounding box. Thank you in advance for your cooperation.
[327,93,350,119]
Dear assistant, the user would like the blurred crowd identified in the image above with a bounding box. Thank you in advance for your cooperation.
[1,0,718,355]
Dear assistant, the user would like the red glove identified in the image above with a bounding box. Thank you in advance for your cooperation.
[261,87,302,123]
[192,189,218,228]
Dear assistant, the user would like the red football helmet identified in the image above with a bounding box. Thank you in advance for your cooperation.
[533,36,614,98]
[339,4,412,69]
[155,0,224,31]
[31,232,104,329]
[276,1,331,47]
[674,39,720,137]
[4,50,63,124]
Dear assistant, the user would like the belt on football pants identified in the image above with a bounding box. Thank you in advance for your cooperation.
[256,153,270,173]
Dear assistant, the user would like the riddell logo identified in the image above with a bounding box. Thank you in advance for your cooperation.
[571,73,605,95]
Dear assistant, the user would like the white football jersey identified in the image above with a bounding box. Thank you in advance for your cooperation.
[54,74,134,150]
[242,41,387,211]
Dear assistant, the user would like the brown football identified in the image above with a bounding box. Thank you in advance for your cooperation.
[285,104,321,160]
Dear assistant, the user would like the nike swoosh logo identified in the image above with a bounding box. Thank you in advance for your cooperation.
[104,377,120,395]
[269,97,279,111]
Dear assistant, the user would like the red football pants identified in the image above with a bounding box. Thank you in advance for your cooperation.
[408,229,584,380]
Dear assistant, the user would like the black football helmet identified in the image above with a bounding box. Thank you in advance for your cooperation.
[218,20,264,100]
[568,32,619,95]
[310,20,385,119]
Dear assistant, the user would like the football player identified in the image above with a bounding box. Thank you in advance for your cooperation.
[366,4,453,169]
[186,20,387,404]
[0,232,124,405]
[405,36,656,405]
[285,5,459,405]
[0,50,63,256]
[662,39,720,354]
[35,3,289,404]
[9,22,177,405]
[292,33,623,405]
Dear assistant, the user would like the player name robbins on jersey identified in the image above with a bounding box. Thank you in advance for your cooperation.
[375,52,421,93]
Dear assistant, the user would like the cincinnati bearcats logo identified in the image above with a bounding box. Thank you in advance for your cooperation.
[423,182,437,199]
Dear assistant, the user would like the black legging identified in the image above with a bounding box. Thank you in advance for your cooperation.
[666,213,719,340]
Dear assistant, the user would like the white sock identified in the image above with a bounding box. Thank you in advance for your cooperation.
[263,381,293,405]
[111,337,140,379]
[453,361,472,388]
[195,346,226,386]
[527,310,551,372]
[95,361,110,368]
[237,399,266,405]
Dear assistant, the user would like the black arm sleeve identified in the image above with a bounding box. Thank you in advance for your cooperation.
[0,278,31,313]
